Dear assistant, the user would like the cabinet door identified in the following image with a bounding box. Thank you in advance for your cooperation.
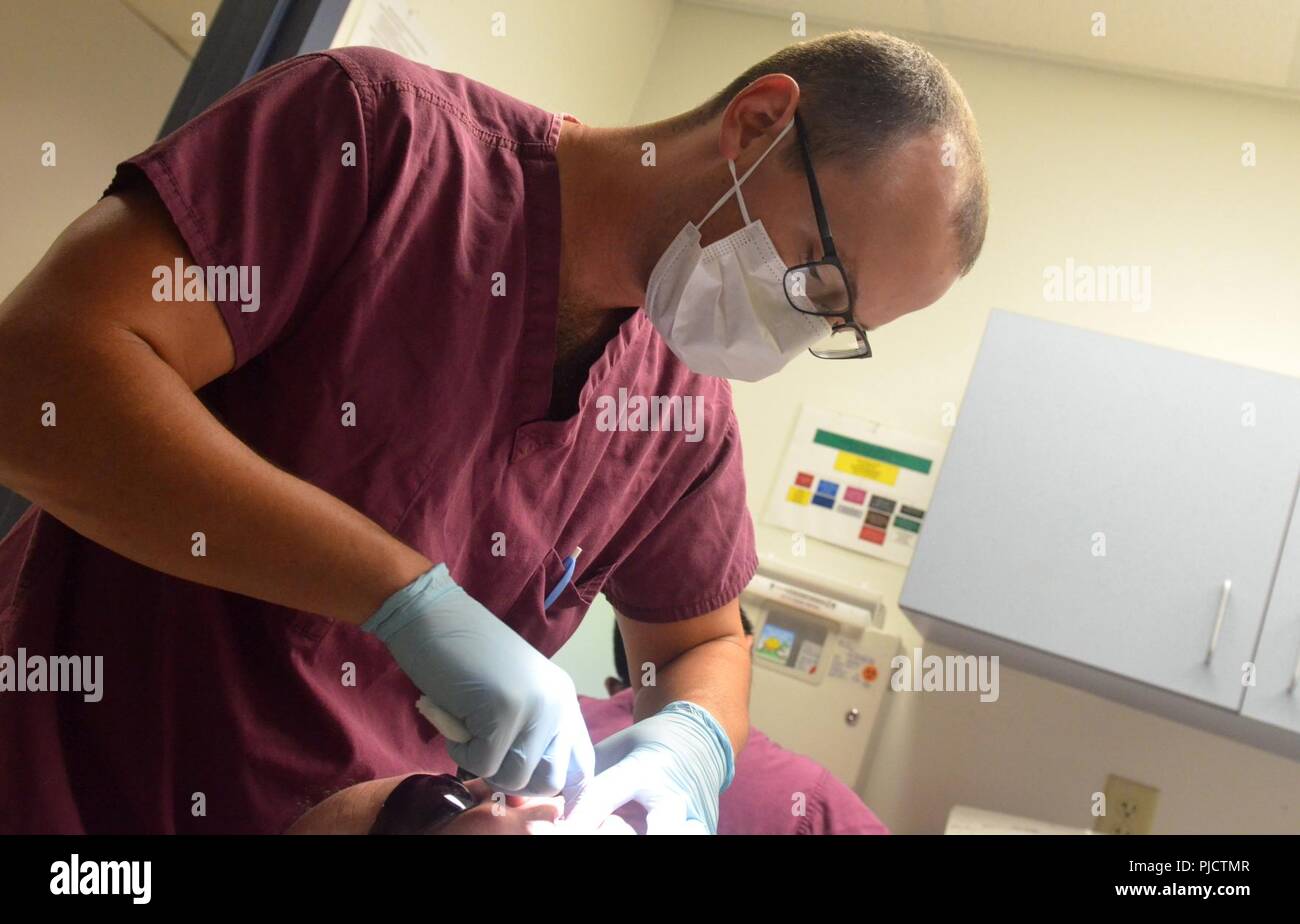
[1242,491,1300,734]
[900,312,1300,710]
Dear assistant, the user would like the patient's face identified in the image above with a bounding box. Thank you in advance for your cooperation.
[437,780,634,835]
[435,780,561,834]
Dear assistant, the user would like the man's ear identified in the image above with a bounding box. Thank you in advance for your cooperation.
[719,73,800,161]
[604,678,625,697]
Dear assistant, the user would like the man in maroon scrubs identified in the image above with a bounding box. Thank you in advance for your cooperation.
[0,32,986,833]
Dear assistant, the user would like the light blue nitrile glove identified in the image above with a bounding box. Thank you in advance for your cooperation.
[362,564,595,796]
[562,701,735,835]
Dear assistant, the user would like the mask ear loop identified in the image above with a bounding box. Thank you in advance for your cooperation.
[727,159,752,226]
[696,117,797,231]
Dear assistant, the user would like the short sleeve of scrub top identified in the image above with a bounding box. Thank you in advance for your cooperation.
[604,407,757,623]
[106,53,371,369]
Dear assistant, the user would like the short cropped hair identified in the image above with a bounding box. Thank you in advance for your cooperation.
[685,30,988,276]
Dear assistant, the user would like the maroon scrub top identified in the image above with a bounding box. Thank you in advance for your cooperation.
[579,691,890,835]
[0,48,756,833]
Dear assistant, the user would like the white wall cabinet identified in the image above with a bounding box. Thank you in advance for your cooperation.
[900,311,1300,759]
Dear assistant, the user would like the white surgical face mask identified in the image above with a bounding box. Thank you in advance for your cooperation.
[644,119,830,382]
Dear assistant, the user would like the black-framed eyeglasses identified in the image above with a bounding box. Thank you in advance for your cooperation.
[783,113,871,360]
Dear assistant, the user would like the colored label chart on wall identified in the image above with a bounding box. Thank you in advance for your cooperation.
[763,405,946,566]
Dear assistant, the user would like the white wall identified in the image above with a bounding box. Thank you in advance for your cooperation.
[336,0,676,125]
[629,2,1300,833]
[0,0,192,298]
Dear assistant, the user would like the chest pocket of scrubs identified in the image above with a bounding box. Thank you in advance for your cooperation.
[539,547,611,613]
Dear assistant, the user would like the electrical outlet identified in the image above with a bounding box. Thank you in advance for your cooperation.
[1095,774,1159,835]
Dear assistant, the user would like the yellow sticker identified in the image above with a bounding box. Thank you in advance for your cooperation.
[833,451,900,486]
[786,486,812,505]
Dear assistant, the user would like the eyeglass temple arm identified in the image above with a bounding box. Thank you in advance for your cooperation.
[794,113,837,257]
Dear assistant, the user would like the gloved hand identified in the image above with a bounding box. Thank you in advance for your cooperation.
[560,701,735,834]
[362,564,595,796]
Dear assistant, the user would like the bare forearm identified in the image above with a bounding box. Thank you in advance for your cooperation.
[632,636,751,755]
[0,320,428,623]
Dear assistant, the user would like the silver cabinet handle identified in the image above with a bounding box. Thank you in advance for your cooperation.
[1204,579,1231,665]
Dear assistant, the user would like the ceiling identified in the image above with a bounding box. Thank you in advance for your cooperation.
[120,0,1300,100]
[691,0,1300,99]
[121,0,221,59]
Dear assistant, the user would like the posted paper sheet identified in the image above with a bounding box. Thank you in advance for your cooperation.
[763,406,945,566]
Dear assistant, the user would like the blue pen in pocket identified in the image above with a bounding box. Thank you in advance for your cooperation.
[543,546,582,611]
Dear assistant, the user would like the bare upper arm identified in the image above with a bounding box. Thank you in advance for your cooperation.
[615,597,748,689]
[0,184,234,391]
